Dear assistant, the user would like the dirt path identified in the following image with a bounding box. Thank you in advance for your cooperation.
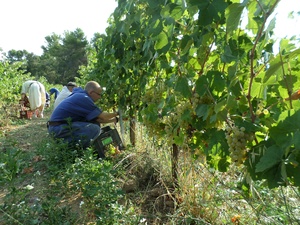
[0,108,53,224]
[0,108,51,150]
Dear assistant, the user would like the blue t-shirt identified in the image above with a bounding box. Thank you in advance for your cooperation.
[49,88,60,99]
[50,87,102,122]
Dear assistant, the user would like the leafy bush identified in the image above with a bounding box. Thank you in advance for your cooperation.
[65,149,139,224]
[0,61,32,122]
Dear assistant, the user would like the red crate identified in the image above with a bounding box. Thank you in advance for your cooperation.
[20,110,33,119]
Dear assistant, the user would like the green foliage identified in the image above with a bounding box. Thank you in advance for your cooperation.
[0,139,79,225]
[0,60,31,122]
[2,1,299,223]
[1,193,77,225]
[1,134,138,225]
[36,137,139,224]
[81,0,300,190]
[4,50,42,81]
[65,149,138,224]
[40,28,88,84]
[38,138,82,174]
[0,146,23,185]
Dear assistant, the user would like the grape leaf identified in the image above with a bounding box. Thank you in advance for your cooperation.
[226,3,245,34]
[255,145,284,173]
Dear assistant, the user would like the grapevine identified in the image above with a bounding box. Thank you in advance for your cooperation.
[84,0,300,188]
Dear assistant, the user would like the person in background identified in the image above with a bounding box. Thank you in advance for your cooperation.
[47,81,119,152]
[45,92,51,108]
[49,87,60,100]
[20,80,46,118]
[53,82,77,109]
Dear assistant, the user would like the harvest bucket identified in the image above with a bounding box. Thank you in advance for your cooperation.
[20,110,33,119]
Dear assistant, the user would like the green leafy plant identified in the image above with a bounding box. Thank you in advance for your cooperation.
[0,60,33,125]
[81,0,300,190]
[0,146,24,185]
[65,149,138,224]
[1,188,77,225]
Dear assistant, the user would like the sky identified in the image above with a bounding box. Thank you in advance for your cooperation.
[272,0,300,46]
[0,0,299,56]
[0,0,118,55]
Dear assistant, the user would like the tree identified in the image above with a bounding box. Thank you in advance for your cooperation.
[4,50,42,80]
[41,28,88,84]
[3,28,89,85]
[60,28,88,82]
[5,50,28,62]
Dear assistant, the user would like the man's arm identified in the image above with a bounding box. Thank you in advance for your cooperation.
[96,112,119,124]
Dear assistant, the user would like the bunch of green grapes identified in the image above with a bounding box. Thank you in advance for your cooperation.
[142,89,155,104]
[162,113,179,145]
[176,101,193,125]
[225,124,254,166]
[142,115,165,138]
[255,100,269,116]
[142,112,178,145]
[141,84,166,106]
[141,85,167,138]
[163,102,195,145]
[191,93,201,111]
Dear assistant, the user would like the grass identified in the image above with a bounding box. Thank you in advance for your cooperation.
[0,107,300,224]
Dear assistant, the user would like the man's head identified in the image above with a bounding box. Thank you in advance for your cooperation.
[66,82,77,92]
[85,81,102,102]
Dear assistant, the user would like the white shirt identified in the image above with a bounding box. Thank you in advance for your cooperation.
[21,80,46,110]
[53,86,72,109]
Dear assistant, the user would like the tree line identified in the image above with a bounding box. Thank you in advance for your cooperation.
[1,28,94,85]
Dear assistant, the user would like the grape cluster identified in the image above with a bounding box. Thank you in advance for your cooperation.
[141,85,166,137]
[191,93,201,110]
[142,88,202,145]
[225,124,253,166]
[256,101,269,116]
[142,84,165,106]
